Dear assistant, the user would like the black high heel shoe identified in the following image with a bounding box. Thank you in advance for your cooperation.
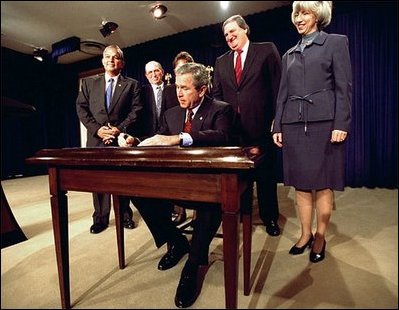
[309,240,326,263]
[289,234,314,255]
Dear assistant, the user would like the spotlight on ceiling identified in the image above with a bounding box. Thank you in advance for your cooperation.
[150,3,167,20]
[99,21,119,37]
[33,48,48,62]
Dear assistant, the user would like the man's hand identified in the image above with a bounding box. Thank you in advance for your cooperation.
[117,133,137,147]
[98,123,122,145]
[107,123,121,137]
[98,125,115,144]
[138,134,180,146]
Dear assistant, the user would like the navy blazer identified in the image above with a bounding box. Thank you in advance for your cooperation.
[76,74,143,147]
[213,42,281,145]
[272,31,352,133]
[158,95,233,146]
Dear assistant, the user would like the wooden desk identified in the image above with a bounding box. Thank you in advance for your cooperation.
[26,146,264,309]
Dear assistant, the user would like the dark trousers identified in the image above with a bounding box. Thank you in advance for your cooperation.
[242,148,280,224]
[92,193,133,225]
[255,159,280,223]
[132,198,222,266]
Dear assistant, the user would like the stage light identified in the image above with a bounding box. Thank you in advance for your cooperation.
[33,48,48,62]
[150,3,167,20]
[99,21,119,37]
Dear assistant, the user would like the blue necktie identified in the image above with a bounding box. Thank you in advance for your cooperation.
[106,78,114,110]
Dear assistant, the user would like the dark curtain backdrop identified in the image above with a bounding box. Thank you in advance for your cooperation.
[1,1,397,188]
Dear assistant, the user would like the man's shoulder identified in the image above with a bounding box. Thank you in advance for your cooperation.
[120,75,139,84]
[211,97,230,107]
[164,104,182,116]
[251,42,277,49]
[207,97,232,112]
[82,74,104,82]
[216,49,233,61]
[141,83,152,91]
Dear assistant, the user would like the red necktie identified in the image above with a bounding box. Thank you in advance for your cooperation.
[183,109,194,133]
[235,49,243,84]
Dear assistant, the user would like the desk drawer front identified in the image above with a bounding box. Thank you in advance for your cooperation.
[58,169,222,203]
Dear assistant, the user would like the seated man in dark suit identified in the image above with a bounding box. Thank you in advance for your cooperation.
[118,62,233,308]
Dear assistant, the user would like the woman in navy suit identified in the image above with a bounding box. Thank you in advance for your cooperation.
[272,1,352,263]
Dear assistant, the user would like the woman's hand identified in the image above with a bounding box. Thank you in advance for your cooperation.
[272,132,283,147]
[331,130,348,143]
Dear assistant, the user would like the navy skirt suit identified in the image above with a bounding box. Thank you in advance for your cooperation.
[272,31,352,191]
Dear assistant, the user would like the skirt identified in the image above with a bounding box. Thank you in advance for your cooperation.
[282,121,347,191]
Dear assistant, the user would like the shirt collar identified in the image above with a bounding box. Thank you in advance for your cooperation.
[236,40,250,59]
[105,73,119,82]
[151,82,164,92]
[189,97,204,116]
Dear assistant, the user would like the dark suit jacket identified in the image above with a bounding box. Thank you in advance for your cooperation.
[159,95,233,146]
[212,42,281,146]
[76,74,143,147]
[131,95,233,260]
[140,83,179,137]
[162,84,180,110]
[272,31,352,133]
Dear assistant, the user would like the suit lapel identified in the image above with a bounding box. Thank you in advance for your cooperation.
[177,108,186,133]
[227,51,237,86]
[240,43,256,86]
[93,75,106,106]
[192,97,211,132]
[108,75,127,112]
[147,86,157,119]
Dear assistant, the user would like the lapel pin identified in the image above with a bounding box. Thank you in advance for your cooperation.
[199,116,203,120]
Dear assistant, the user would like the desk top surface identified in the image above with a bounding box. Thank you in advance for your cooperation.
[26,146,265,170]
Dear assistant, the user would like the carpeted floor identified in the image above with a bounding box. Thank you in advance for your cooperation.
[1,175,398,309]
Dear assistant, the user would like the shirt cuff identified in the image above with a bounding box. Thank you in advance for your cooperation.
[179,132,193,146]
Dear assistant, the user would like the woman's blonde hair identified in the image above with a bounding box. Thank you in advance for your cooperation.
[291,1,333,30]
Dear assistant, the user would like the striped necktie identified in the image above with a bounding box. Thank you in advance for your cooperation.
[156,86,162,119]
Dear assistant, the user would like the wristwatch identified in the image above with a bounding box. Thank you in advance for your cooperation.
[179,132,184,146]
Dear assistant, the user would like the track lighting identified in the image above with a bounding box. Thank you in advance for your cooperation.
[33,48,48,62]
[99,21,119,37]
[150,3,167,20]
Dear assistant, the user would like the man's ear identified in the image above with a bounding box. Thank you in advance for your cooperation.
[199,85,208,97]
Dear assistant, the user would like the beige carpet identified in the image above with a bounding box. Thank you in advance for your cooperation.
[1,175,398,309]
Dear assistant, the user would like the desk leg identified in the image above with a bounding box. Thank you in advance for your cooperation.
[241,186,252,296]
[221,175,239,309]
[112,195,125,269]
[49,168,70,309]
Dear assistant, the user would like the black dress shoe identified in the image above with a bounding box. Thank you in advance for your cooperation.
[158,238,190,271]
[173,209,187,226]
[90,223,108,234]
[289,234,314,255]
[310,240,326,263]
[123,218,135,229]
[265,220,280,236]
[175,262,200,308]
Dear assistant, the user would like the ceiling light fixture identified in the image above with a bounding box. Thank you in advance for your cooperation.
[150,3,167,20]
[99,21,119,37]
[33,48,48,62]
